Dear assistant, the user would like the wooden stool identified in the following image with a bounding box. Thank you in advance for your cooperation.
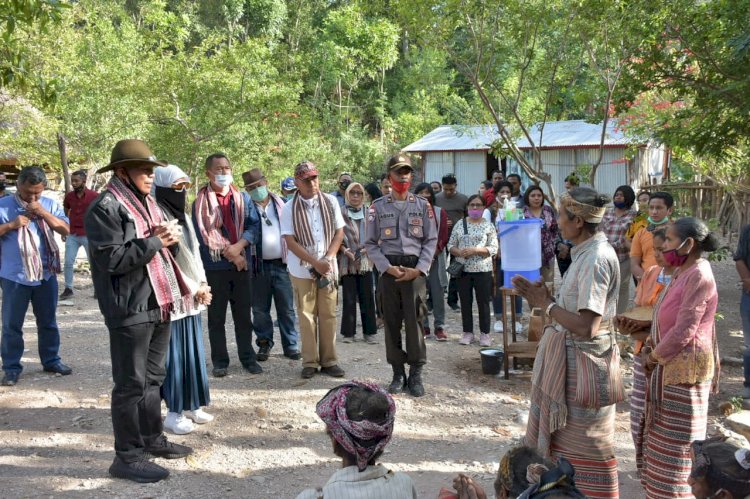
[500,287,539,379]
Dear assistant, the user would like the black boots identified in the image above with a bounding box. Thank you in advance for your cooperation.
[388,364,407,394]
[389,364,425,397]
[407,365,425,397]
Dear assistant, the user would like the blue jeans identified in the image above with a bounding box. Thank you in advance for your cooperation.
[64,234,88,289]
[1,277,61,374]
[741,292,750,389]
[251,260,299,354]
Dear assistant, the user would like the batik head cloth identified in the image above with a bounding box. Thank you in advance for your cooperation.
[316,380,396,471]
[559,191,606,224]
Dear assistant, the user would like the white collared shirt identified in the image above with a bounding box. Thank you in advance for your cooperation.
[257,200,283,260]
[280,193,345,279]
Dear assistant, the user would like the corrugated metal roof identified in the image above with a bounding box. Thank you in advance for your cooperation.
[403,120,633,153]
[402,125,498,152]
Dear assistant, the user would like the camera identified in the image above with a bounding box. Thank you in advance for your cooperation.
[309,268,331,289]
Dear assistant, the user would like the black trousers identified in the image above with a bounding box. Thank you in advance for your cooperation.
[206,268,257,368]
[379,273,427,366]
[447,276,459,307]
[109,320,170,462]
[457,271,493,334]
[340,272,377,337]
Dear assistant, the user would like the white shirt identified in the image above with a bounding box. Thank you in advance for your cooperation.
[280,193,345,279]
[257,200,283,260]
[295,465,417,499]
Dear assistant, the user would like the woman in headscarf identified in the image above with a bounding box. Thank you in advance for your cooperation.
[689,437,750,499]
[296,381,417,498]
[154,165,213,435]
[620,217,720,497]
[512,187,621,497]
[338,182,378,343]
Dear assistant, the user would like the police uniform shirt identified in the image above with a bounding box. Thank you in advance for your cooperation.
[364,194,438,276]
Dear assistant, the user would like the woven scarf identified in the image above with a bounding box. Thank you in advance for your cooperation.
[14,193,60,281]
[341,208,372,275]
[194,184,245,262]
[316,380,396,472]
[291,192,335,249]
[523,326,568,459]
[107,176,193,321]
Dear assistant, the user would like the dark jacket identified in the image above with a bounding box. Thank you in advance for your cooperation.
[192,190,260,272]
[84,191,164,329]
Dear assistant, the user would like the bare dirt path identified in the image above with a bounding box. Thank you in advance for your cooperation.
[1,245,743,498]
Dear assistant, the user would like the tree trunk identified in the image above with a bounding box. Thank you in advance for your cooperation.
[57,131,71,193]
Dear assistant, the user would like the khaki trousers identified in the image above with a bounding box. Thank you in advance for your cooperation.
[290,276,339,369]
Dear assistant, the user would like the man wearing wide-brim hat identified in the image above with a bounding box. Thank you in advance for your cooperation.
[85,139,193,483]
[242,168,300,362]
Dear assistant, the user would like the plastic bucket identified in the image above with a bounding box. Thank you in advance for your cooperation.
[503,268,541,288]
[480,348,505,375]
[498,219,543,272]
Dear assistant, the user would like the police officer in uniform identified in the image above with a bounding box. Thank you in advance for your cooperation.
[365,154,437,397]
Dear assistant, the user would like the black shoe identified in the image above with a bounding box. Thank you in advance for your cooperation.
[407,365,425,397]
[257,344,271,362]
[59,288,74,301]
[387,365,407,394]
[109,455,169,483]
[243,361,263,374]
[43,362,72,375]
[301,367,317,379]
[284,351,301,360]
[321,365,345,378]
[1,371,19,386]
[449,304,460,312]
[145,435,193,459]
[212,367,228,378]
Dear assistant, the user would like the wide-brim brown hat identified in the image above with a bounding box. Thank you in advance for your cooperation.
[97,139,167,173]
[242,168,266,188]
[387,153,413,172]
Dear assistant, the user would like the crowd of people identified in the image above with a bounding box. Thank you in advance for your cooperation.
[0,139,749,497]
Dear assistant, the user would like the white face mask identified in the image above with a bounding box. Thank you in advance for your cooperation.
[214,174,233,187]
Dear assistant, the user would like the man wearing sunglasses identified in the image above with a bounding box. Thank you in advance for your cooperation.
[242,168,301,362]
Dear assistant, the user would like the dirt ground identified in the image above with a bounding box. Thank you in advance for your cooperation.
[0,239,745,498]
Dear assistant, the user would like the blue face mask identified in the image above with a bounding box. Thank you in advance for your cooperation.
[249,186,268,202]
[214,174,233,188]
[285,194,295,201]
[613,201,628,209]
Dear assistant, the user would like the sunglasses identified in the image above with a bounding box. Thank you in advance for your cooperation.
[171,182,192,192]
[260,211,272,226]
[349,191,364,196]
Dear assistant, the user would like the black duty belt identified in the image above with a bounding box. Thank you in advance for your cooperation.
[385,255,419,268]
[263,258,284,265]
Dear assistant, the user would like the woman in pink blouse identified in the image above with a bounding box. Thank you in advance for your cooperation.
[620,217,720,497]
[522,185,558,285]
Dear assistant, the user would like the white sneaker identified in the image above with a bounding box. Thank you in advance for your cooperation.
[493,320,504,333]
[184,408,214,424]
[164,412,195,435]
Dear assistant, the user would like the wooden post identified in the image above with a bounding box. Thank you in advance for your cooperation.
[57,131,71,193]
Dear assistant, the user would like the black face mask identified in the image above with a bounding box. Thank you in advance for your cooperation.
[339,180,351,191]
[155,186,187,226]
[0,182,5,190]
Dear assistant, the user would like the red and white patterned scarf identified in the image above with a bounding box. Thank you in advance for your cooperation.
[194,184,245,262]
[107,176,193,321]
[316,380,396,471]
[15,193,60,281]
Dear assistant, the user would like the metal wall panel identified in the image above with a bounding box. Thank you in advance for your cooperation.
[425,152,454,184]
[455,151,487,195]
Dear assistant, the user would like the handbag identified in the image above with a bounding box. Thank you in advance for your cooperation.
[447,218,469,278]
[572,330,625,408]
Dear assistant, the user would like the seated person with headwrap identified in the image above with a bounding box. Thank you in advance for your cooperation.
[689,437,750,499]
[296,380,417,499]
[441,446,582,499]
